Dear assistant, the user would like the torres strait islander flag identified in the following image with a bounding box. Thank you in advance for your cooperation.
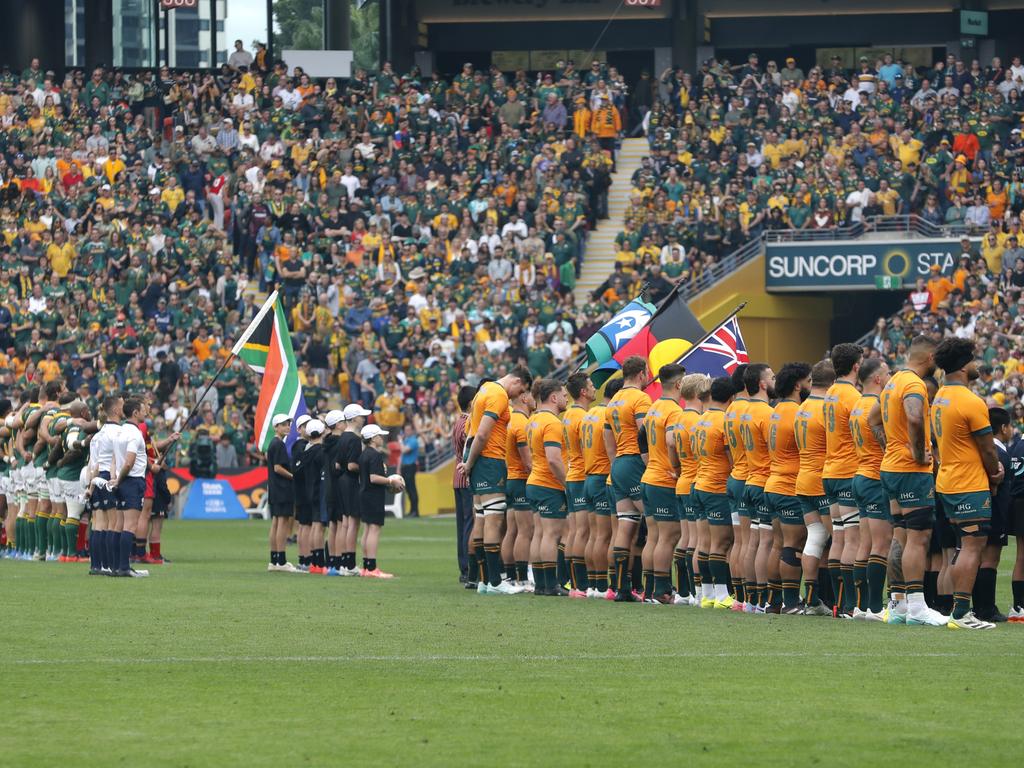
[232,291,303,451]
[584,297,657,386]
[645,312,749,400]
[595,285,705,389]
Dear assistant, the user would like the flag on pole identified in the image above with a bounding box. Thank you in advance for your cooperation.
[587,287,705,388]
[582,297,657,387]
[645,312,749,399]
[232,291,303,451]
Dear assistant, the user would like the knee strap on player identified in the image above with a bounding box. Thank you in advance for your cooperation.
[958,521,991,539]
[480,498,507,517]
[473,503,485,518]
[840,510,860,527]
[903,507,934,531]
[891,514,907,529]
[781,546,801,568]
[617,511,642,523]
[803,521,827,559]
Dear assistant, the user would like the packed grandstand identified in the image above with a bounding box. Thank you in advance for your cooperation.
[2,49,1024,471]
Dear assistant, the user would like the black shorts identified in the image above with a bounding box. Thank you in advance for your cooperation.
[151,471,172,518]
[117,476,146,511]
[360,503,385,527]
[269,501,294,518]
[988,498,1009,548]
[1010,498,1024,538]
[340,476,360,518]
[927,496,955,554]
[295,503,314,525]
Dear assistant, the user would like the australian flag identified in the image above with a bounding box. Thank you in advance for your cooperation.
[646,314,749,399]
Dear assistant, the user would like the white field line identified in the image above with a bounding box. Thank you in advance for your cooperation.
[4,651,1001,666]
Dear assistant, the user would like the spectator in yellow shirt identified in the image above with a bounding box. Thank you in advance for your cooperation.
[374,380,406,436]
[47,230,75,277]
[161,177,185,212]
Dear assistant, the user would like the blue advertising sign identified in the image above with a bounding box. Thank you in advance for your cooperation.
[765,238,965,292]
[180,478,249,520]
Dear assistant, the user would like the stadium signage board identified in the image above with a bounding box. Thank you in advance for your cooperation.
[161,0,198,8]
[765,237,962,292]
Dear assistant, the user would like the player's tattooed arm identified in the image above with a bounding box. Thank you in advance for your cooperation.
[904,397,928,465]
[867,401,886,451]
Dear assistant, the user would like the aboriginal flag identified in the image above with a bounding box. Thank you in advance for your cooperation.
[595,284,705,388]
[645,312,749,399]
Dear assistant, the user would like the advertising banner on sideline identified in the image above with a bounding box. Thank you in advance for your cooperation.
[765,238,964,292]
[180,479,249,520]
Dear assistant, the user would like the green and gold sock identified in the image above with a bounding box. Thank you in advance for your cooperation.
[853,560,868,610]
[572,559,588,591]
[840,564,855,612]
[782,580,801,606]
[952,591,971,620]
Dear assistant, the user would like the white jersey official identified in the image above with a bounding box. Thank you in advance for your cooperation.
[89,422,122,477]
[114,422,148,478]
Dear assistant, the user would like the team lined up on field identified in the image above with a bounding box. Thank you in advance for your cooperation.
[456,337,1024,630]
[0,384,174,574]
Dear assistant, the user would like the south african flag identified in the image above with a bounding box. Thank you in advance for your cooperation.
[232,291,303,451]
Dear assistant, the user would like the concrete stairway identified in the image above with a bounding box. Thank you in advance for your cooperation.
[575,137,649,306]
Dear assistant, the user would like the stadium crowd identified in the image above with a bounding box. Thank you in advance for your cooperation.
[1,47,1024,475]
[0,52,630,472]
[610,51,1024,300]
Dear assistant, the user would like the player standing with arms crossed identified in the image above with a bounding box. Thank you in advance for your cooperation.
[931,338,1003,630]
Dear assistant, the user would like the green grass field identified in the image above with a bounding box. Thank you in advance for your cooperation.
[2,518,1022,767]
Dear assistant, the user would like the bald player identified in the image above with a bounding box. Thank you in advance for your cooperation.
[849,357,891,620]
[932,338,1002,630]
[502,386,535,590]
[457,366,533,594]
[582,378,621,598]
[794,360,835,615]
[740,363,776,613]
[670,373,711,605]
[564,372,595,598]
[766,362,812,614]
[642,364,686,603]
[874,335,947,627]
[605,356,652,602]
[823,343,864,618]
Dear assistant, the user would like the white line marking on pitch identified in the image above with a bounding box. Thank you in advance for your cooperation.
[4,651,998,666]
